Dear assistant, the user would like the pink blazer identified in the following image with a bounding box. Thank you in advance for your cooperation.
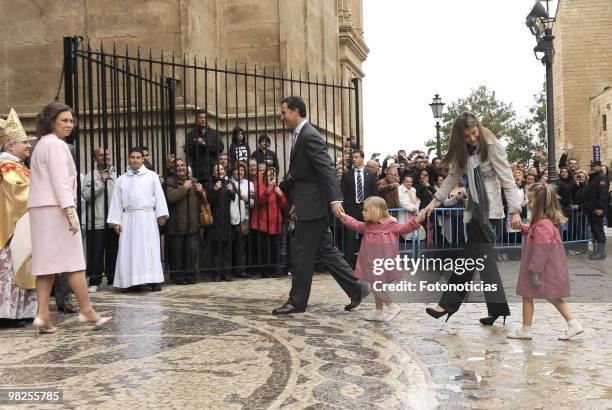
[27,134,77,209]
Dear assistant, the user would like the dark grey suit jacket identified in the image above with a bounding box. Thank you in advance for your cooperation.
[286,122,342,221]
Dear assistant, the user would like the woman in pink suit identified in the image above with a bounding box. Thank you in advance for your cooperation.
[27,102,111,334]
[508,182,583,340]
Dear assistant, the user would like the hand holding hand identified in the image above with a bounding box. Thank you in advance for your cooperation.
[158,216,167,226]
[331,202,345,219]
[114,224,122,235]
[509,213,521,230]
[417,211,426,222]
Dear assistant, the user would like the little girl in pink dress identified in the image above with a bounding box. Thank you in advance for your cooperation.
[508,182,583,340]
[340,196,423,321]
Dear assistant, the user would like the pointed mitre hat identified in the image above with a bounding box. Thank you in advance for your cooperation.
[0,108,28,146]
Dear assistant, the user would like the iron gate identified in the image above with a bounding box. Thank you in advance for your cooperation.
[62,36,363,281]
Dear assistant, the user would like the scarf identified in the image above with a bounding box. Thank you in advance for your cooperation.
[466,144,495,242]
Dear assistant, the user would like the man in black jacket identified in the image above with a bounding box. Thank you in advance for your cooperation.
[584,160,609,260]
[340,149,378,267]
[272,96,366,315]
[251,134,279,175]
[185,109,224,183]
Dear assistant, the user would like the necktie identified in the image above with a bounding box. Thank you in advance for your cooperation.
[292,131,298,147]
[356,169,364,203]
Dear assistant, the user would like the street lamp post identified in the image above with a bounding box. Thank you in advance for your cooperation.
[526,0,559,184]
[429,94,445,158]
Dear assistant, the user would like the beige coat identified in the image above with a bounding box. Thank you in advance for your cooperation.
[434,139,522,222]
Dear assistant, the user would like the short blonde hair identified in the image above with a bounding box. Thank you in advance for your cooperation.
[363,196,391,223]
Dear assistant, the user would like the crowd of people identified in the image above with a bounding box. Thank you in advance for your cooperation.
[0,101,610,331]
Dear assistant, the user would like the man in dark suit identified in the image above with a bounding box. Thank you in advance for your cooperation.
[272,96,366,315]
[185,109,224,183]
[340,150,378,267]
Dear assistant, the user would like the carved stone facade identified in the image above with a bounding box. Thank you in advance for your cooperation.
[0,0,369,140]
[552,0,612,167]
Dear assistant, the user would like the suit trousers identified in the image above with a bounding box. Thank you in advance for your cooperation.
[288,217,362,309]
[439,218,510,317]
[86,228,119,286]
[343,205,363,267]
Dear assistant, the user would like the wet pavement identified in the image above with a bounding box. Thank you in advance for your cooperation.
[1,255,611,409]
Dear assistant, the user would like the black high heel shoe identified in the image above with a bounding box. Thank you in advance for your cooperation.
[426,307,454,322]
[479,315,507,326]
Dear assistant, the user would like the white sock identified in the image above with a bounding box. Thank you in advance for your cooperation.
[522,325,532,332]
[567,319,581,328]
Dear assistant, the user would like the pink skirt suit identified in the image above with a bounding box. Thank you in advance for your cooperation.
[27,134,85,275]
[517,219,571,299]
[341,215,421,283]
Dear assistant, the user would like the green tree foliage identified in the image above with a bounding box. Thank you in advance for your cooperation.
[426,84,546,164]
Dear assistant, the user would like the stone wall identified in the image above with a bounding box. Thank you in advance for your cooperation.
[590,87,612,167]
[1,0,368,144]
[553,0,612,167]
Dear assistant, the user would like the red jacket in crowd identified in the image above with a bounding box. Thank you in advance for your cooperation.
[251,175,287,235]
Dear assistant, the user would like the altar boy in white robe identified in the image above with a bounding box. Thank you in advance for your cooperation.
[107,147,169,292]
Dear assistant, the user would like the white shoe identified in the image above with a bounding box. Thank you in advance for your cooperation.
[559,323,583,340]
[87,286,98,293]
[507,327,533,339]
[385,305,401,321]
[364,310,385,321]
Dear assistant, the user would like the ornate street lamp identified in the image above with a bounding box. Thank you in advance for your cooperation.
[526,0,560,184]
[429,94,445,158]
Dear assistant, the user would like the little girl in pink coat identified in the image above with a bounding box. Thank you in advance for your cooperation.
[508,182,583,340]
[339,196,423,322]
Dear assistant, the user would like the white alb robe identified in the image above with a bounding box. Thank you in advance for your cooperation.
[107,165,169,288]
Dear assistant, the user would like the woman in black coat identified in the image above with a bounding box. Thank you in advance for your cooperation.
[557,167,576,240]
[206,163,238,281]
[229,126,251,165]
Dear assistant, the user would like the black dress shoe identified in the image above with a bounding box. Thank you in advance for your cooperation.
[221,274,234,282]
[272,303,306,315]
[344,293,364,311]
[150,283,162,292]
[185,275,196,284]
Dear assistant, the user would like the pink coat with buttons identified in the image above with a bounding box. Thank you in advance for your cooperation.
[517,218,571,299]
[341,215,421,283]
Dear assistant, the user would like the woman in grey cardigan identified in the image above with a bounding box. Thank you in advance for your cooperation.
[420,112,522,325]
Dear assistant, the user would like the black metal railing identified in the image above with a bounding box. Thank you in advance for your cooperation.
[62,36,362,282]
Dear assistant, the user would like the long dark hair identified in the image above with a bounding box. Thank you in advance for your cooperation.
[442,112,496,170]
[231,126,246,144]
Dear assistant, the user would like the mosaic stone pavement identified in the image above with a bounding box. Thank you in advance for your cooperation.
[1,261,611,409]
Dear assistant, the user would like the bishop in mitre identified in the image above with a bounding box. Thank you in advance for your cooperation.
[0,108,37,327]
